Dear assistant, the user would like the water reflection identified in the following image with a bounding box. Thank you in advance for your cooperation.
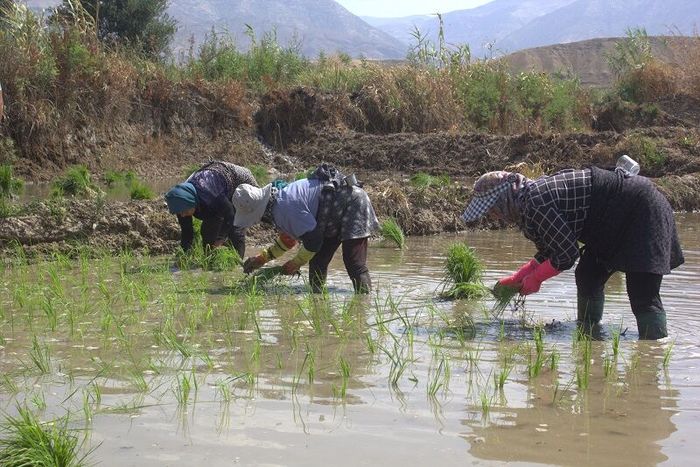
[463,345,679,466]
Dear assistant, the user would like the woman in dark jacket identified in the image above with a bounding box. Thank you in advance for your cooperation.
[231,167,379,293]
[461,166,684,339]
[165,161,257,257]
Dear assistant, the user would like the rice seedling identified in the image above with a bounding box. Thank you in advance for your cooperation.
[427,353,451,397]
[479,390,492,418]
[612,324,622,357]
[174,372,194,406]
[603,354,614,379]
[0,376,19,395]
[29,337,51,374]
[663,341,675,368]
[490,283,523,316]
[550,348,560,371]
[0,406,93,466]
[29,392,46,411]
[129,180,154,200]
[409,172,451,189]
[51,165,99,198]
[439,243,488,300]
[247,165,270,185]
[575,333,592,390]
[379,218,405,249]
[494,361,513,390]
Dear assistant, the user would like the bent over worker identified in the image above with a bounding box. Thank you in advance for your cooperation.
[461,166,684,339]
[165,161,257,257]
[232,165,379,293]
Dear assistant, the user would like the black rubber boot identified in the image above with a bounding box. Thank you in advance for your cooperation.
[635,311,668,340]
[350,272,372,294]
[577,294,604,324]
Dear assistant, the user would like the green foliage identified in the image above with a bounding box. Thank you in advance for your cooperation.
[0,164,23,198]
[247,164,269,185]
[57,0,176,59]
[184,27,307,91]
[379,218,405,249]
[440,243,487,299]
[51,165,99,198]
[629,135,666,169]
[0,406,91,466]
[409,172,450,189]
[103,170,135,187]
[606,28,653,79]
[129,179,154,200]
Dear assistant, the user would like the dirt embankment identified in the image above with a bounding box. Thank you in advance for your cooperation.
[2,85,700,257]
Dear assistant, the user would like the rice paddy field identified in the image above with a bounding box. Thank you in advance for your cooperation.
[0,214,698,466]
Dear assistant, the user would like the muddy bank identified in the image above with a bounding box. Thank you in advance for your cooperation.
[290,126,700,180]
[2,173,698,257]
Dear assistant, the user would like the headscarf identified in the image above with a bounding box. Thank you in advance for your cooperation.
[165,182,197,214]
[461,171,530,225]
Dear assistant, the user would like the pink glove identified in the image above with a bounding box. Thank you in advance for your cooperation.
[498,259,539,287]
[520,259,561,295]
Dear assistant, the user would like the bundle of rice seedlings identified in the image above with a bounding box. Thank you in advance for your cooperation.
[440,243,488,300]
[234,266,285,292]
[491,282,521,315]
[379,218,405,249]
[205,247,242,271]
[0,406,92,466]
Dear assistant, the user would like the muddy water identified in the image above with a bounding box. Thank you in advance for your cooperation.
[0,215,698,466]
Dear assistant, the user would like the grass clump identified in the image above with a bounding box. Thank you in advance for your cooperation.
[51,165,99,198]
[247,165,269,185]
[129,180,154,200]
[0,165,23,199]
[0,406,92,467]
[409,172,450,189]
[440,243,487,300]
[379,218,405,249]
[491,282,521,315]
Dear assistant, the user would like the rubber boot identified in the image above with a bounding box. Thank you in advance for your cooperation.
[577,294,605,338]
[577,294,604,324]
[350,272,372,294]
[635,311,667,340]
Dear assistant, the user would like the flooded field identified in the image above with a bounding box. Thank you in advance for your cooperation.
[0,214,698,466]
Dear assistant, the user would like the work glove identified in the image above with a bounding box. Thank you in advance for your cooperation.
[243,252,269,274]
[497,258,539,287]
[281,245,317,275]
[519,259,560,295]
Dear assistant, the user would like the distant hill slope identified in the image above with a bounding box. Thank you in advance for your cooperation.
[504,36,695,87]
[500,0,700,53]
[168,0,407,59]
[23,0,407,59]
[368,0,700,58]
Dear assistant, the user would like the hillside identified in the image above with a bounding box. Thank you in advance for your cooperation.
[368,0,700,58]
[24,0,407,59]
[167,0,406,59]
[505,36,696,87]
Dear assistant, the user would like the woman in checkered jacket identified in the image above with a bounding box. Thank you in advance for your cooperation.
[461,167,684,340]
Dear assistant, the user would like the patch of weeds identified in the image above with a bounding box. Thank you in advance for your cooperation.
[627,135,666,170]
[0,165,23,198]
[0,406,93,466]
[379,218,405,249]
[439,243,487,300]
[103,170,136,187]
[51,165,100,198]
[247,165,269,185]
[409,172,450,189]
[129,180,154,200]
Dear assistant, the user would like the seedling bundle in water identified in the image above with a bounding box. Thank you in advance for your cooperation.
[491,282,523,316]
[234,266,286,293]
[379,218,405,249]
[440,243,487,300]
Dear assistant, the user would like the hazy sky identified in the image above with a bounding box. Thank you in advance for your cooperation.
[335,0,494,18]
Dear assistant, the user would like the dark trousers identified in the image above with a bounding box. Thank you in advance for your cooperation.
[309,237,370,293]
[575,250,667,339]
[200,217,246,258]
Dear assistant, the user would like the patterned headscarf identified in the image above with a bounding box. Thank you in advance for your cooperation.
[461,171,530,225]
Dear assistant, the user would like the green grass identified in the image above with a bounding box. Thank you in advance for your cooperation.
[247,165,270,186]
[129,180,154,200]
[409,172,450,189]
[379,218,405,249]
[0,165,23,199]
[0,406,91,466]
[440,243,487,299]
[51,165,99,198]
